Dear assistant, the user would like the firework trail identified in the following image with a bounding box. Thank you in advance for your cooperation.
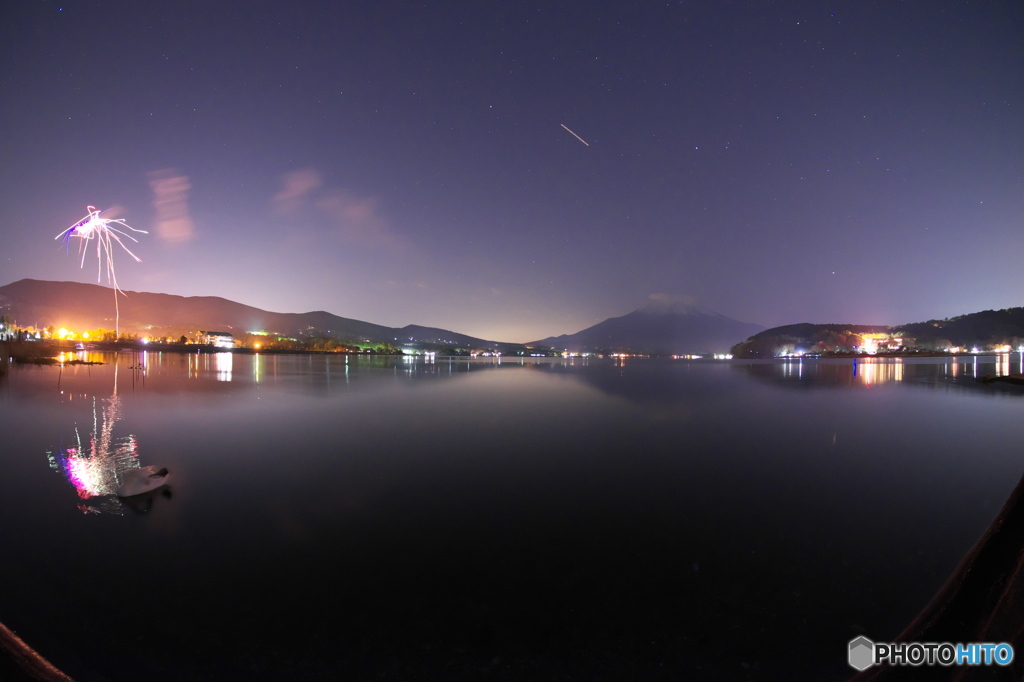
[55,206,147,337]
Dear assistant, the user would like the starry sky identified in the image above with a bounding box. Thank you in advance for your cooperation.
[3,1,1022,343]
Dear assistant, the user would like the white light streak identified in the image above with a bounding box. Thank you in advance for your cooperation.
[560,124,590,147]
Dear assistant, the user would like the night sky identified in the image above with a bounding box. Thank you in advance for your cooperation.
[3,1,1022,342]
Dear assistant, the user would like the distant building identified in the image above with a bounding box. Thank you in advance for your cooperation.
[860,333,904,354]
[200,331,235,349]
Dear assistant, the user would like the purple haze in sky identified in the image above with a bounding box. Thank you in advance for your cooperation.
[2,2,1022,342]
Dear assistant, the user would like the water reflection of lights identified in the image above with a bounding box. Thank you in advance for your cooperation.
[945,357,980,379]
[216,351,233,381]
[773,357,920,386]
[57,350,109,365]
[855,358,903,386]
[186,350,238,382]
[996,353,1010,378]
[46,364,153,514]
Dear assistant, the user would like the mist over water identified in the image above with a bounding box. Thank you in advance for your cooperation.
[2,353,1023,680]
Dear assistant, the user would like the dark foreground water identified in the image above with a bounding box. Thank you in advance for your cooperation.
[2,352,1023,681]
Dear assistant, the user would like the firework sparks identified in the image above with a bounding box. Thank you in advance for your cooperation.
[55,206,147,292]
[55,206,147,337]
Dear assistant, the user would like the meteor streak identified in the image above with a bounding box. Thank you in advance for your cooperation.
[560,123,590,147]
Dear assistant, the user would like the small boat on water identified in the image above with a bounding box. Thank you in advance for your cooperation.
[116,466,170,498]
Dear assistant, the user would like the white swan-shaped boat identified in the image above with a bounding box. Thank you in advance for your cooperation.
[116,466,171,498]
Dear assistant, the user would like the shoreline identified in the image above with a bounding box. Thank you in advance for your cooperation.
[4,339,1022,365]
[0,339,405,360]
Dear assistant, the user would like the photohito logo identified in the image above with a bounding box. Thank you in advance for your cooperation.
[848,636,1013,670]
[849,637,874,671]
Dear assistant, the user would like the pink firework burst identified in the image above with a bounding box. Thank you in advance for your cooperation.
[55,205,148,336]
[56,205,147,293]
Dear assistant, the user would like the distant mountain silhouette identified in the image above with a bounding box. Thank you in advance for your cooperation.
[732,307,1024,357]
[0,279,510,349]
[530,301,764,354]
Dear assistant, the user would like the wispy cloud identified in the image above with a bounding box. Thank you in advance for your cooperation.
[274,168,408,250]
[148,169,195,243]
[316,189,407,249]
[273,169,323,213]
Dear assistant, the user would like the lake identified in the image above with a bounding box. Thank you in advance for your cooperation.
[2,352,1023,680]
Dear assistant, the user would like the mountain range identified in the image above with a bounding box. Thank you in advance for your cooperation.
[0,279,764,354]
[731,308,1024,357]
[530,301,764,354]
[0,279,510,350]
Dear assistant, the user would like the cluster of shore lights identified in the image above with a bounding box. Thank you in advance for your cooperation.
[670,354,734,360]
[56,328,90,340]
[51,328,184,345]
[778,346,1024,357]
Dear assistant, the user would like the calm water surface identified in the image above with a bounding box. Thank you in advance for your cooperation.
[2,352,1023,680]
